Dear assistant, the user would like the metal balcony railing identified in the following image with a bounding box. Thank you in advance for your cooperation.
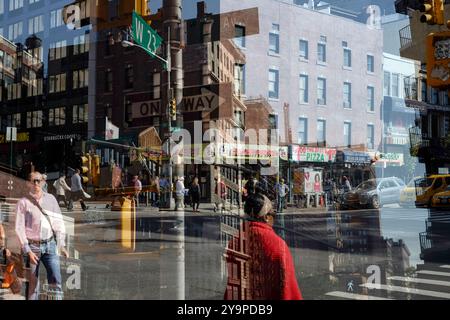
[419,232,432,251]
[399,25,412,50]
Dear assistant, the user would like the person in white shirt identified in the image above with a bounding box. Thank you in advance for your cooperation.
[175,177,185,210]
[53,174,71,208]
[15,171,69,300]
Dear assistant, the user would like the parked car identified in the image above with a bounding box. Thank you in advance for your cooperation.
[342,177,405,209]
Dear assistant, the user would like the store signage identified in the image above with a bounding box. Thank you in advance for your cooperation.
[0,132,30,144]
[291,146,337,163]
[43,134,81,142]
[279,147,289,161]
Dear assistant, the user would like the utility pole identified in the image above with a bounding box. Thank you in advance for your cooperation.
[160,0,185,301]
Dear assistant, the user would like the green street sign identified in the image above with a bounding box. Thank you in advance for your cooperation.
[132,11,163,57]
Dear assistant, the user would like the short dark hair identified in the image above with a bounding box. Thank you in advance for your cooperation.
[244,192,266,220]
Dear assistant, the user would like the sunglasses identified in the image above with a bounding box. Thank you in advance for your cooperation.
[30,179,42,184]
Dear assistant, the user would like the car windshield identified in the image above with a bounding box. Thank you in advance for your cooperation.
[356,180,378,190]
[407,178,434,188]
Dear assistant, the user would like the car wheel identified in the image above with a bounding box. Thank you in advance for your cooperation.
[371,196,380,209]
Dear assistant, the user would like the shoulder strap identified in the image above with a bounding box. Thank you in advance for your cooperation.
[26,195,57,242]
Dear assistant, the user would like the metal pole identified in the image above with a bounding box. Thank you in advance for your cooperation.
[167,26,173,209]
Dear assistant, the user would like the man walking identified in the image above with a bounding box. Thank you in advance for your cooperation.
[214,177,227,213]
[275,178,289,213]
[15,171,69,300]
[175,177,185,211]
[53,174,71,208]
[68,169,88,211]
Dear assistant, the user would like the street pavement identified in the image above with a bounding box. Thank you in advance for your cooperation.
[1,199,450,300]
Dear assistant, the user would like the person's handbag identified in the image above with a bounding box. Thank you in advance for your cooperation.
[1,262,22,294]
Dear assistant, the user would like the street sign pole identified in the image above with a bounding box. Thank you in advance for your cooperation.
[166,25,173,210]
[6,127,17,196]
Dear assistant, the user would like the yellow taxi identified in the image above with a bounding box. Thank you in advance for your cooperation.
[399,177,423,207]
[401,175,450,208]
[431,185,450,208]
[400,174,450,207]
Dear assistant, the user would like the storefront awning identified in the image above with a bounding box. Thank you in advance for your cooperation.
[336,150,372,165]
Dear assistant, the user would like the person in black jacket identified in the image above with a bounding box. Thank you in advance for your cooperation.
[190,177,201,212]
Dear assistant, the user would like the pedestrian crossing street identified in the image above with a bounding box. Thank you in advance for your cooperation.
[326,264,450,300]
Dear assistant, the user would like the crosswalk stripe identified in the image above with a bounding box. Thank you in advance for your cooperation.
[440,265,450,269]
[361,283,450,299]
[417,270,450,277]
[325,291,392,300]
[388,276,450,287]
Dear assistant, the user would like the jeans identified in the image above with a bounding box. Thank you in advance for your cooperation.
[277,196,285,213]
[26,239,63,300]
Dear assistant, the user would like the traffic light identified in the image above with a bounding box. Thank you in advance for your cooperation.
[419,0,444,25]
[79,154,91,184]
[91,155,101,187]
[169,98,177,120]
[96,0,151,31]
[426,31,450,87]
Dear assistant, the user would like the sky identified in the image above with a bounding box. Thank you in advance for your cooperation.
[149,0,220,19]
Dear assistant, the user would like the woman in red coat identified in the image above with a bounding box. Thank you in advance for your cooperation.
[224,191,303,300]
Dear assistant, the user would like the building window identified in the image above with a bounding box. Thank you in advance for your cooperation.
[343,48,351,67]
[317,77,326,105]
[421,79,427,102]
[317,119,326,145]
[317,43,326,63]
[299,39,308,60]
[404,76,418,100]
[367,55,374,72]
[105,69,113,92]
[12,113,21,128]
[269,24,280,54]
[50,9,64,28]
[125,64,134,89]
[74,33,90,55]
[49,73,66,93]
[392,73,400,97]
[0,0,4,14]
[234,25,245,48]
[268,69,279,99]
[8,21,23,41]
[384,71,391,96]
[9,0,23,11]
[49,107,66,126]
[6,83,21,100]
[73,104,88,123]
[49,40,67,61]
[367,86,375,112]
[431,87,439,104]
[298,118,308,145]
[343,82,352,108]
[234,64,245,97]
[153,72,161,99]
[73,69,88,89]
[367,124,374,150]
[28,15,44,35]
[26,110,42,128]
[344,122,352,147]
[299,74,308,103]
[27,78,43,97]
